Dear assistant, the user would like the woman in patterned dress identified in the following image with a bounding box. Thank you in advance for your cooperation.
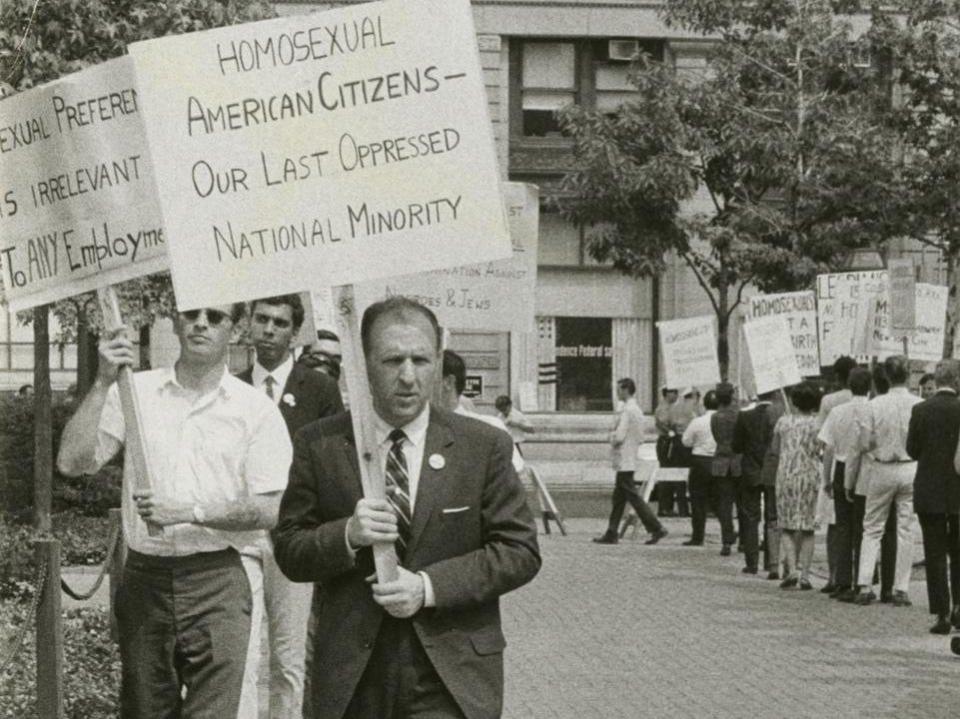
[771,382,822,590]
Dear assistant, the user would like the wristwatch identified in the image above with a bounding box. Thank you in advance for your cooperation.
[192,503,207,525]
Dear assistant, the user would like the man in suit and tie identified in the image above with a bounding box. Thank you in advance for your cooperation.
[710,383,742,558]
[907,359,960,634]
[237,294,344,718]
[272,296,541,719]
[733,390,784,577]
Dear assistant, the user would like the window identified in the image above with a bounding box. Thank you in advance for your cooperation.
[538,208,582,266]
[594,63,636,114]
[521,42,576,137]
[555,317,613,412]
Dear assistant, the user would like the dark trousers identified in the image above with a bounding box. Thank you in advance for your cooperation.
[688,458,735,545]
[740,482,775,570]
[852,493,897,595]
[344,616,466,718]
[658,439,691,516]
[832,463,856,589]
[761,484,779,570]
[917,513,960,617]
[607,471,663,534]
[116,548,252,719]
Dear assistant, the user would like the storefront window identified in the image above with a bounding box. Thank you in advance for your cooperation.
[555,317,613,412]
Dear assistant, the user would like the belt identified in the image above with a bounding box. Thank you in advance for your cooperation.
[869,457,914,465]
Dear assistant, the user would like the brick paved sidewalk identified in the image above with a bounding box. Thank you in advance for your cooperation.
[499,518,959,719]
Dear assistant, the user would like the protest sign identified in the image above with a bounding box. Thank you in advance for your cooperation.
[864,282,947,361]
[353,182,538,332]
[657,315,721,389]
[887,258,916,336]
[0,57,166,310]
[816,270,886,365]
[129,0,511,310]
[743,315,803,395]
[744,291,819,376]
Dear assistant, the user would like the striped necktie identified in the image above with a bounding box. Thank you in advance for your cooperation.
[385,428,412,560]
[264,375,276,400]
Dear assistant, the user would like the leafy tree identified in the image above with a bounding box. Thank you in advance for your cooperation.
[559,0,906,379]
[0,0,276,383]
[876,1,960,356]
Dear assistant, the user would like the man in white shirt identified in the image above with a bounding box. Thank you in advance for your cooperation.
[58,304,291,719]
[237,294,344,719]
[818,367,872,601]
[593,378,668,545]
[853,355,921,606]
[683,390,734,552]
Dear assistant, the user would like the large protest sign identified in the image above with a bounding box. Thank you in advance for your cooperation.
[864,282,947,361]
[657,315,721,389]
[129,0,511,310]
[743,315,803,394]
[816,270,887,365]
[887,258,916,336]
[0,57,166,310]
[354,182,538,332]
[744,291,819,376]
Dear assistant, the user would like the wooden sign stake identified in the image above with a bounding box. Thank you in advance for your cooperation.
[96,286,161,537]
[332,285,400,584]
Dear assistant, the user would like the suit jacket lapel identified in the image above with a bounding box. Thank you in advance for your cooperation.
[407,410,455,558]
[337,423,364,503]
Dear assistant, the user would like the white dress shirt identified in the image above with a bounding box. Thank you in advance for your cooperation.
[373,405,430,512]
[251,355,294,406]
[611,397,644,472]
[682,410,717,457]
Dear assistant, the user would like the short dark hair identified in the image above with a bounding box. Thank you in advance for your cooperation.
[872,363,890,395]
[617,378,636,396]
[230,303,246,324]
[789,382,821,413]
[250,294,305,331]
[315,328,340,343]
[934,361,960,391]
[920,372,936,386]
[848,367,872,396]
[757,390,779,401]
[833,356,857,385]
[442,349,466,395]
[883,355,909,385]
[494,395,512,413]
[361,297,441,354]
[702,389,719,411]
[715,382,734,407]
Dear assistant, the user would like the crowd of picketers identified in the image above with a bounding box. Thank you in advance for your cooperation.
[596,355,960,639]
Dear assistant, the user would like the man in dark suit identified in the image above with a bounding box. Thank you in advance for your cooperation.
[710,383,741,558]
[272,296,541,719]
[733,390,783,578]
[907,359,960,634]
[237,294,344,718]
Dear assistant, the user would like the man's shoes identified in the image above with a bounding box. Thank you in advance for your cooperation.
[720,545,732,557]
[951,637,960,655]
[853,590,877,606]
[592,531,619,545]
[820,583,837,595]
[891,591,912,608]
[798,579,813,591]
[931,615,952,635]
[682,539,703,546]
[742,566,758,575]
[879,592,895,604]
[779,576,798,589]
[836,588,859,603]
[950,606,960,629]
[645,528,669,545]
[767,571,780,581]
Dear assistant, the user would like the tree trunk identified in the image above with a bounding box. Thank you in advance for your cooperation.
[946,251,957,360]
[76,303,98,397]
[33,305,52,534]
[717,282,730,381]
[139,324,151,370]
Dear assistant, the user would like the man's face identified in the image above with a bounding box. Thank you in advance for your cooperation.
[250,302,297,369]
[616,385,630,402]
[174,306,236,364]
[365,312,439,427]
[921,379,936,399]
[665,390,678,404]
[301,338,342,377]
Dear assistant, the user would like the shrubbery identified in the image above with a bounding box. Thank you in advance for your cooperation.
[0,606,120,719]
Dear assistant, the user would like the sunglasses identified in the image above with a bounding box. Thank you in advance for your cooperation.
[179,309,230,326]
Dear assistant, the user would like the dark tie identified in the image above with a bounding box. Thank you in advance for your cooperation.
[385,429,413,560]
[264,375,276,400]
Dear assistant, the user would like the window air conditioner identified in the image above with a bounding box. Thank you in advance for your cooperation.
[608,39,639,62]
